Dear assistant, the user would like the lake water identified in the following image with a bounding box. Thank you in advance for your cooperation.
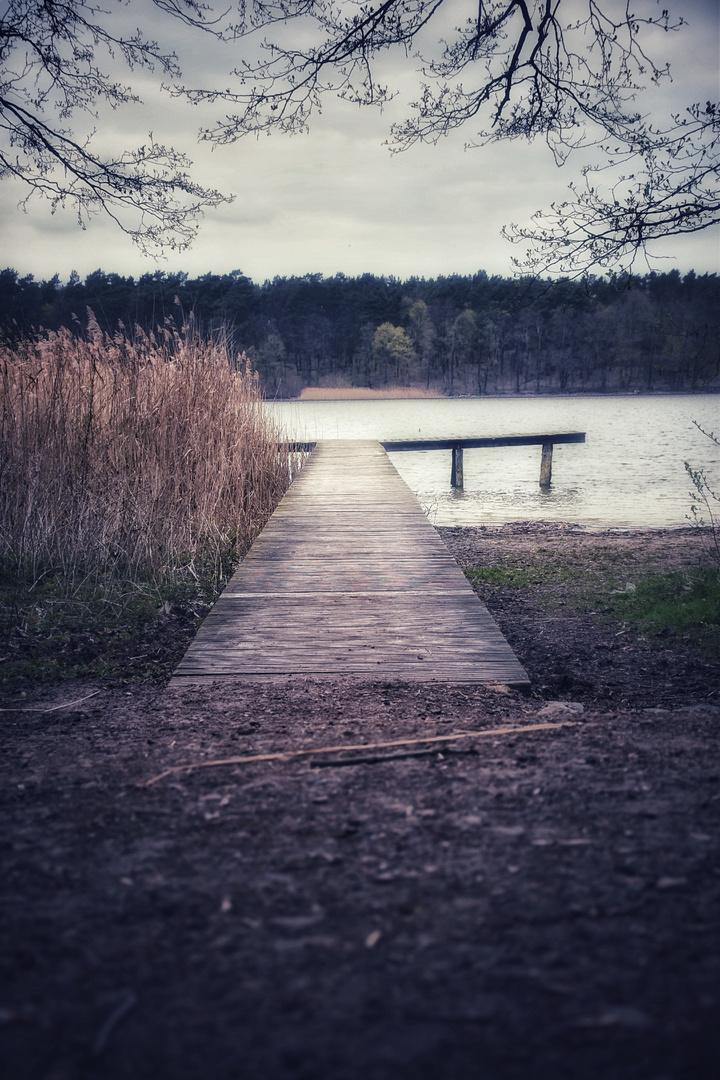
[267,395,720,529]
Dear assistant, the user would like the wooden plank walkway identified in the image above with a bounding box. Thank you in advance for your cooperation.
[171,440,529,686]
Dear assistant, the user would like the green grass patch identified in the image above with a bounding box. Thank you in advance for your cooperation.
[0,560,234,689]
[465,566,539,588]
[465,558,614,595]
[611,568,720,652]
[464,553,719,656]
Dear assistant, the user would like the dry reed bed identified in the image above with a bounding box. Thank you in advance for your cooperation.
[298,386,444,400]
[0,318,296,610]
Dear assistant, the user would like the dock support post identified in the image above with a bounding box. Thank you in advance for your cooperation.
[539,442,553,487]
[451,445,464,488]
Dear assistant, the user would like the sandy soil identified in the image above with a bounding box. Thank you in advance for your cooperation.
[1,526,719,1080]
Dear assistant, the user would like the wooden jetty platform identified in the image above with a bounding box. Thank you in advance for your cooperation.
[382,432,586,489]
[171,440,529,687]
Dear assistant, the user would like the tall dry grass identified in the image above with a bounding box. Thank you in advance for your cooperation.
[0,316,295,607]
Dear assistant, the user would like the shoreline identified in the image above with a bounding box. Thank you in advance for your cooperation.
[438,520,700,534]
[283,388,719,401]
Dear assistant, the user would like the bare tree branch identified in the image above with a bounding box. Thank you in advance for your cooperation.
[0,0,235,252]
[168,0,715,275]
[1,2,717,271]
[503,102,720,273]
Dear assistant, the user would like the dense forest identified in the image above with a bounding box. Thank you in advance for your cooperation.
[1,267,718,397]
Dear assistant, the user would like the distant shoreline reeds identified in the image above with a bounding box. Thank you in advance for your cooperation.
[297,386,445,401]
[0,316,298,680]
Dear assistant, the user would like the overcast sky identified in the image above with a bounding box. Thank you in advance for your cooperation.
[1,0,718,284]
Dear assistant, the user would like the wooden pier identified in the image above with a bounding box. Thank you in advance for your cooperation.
[171,440,529,687]
[382,432,586,489]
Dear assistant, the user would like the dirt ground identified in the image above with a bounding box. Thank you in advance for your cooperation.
[440,523,719,710]
[2,526,719,1080]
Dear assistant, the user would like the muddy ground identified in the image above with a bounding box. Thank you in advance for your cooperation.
[1,525,719,1080]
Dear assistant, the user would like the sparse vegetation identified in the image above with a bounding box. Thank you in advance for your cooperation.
[686,422,720,569]
[463,537,720,657]
[0,318,299,684]
[612,568,720,652]
[465,566,538,589]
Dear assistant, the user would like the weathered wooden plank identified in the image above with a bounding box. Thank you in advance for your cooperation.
[540,441,554,487]
[451,445,464,488]
[383,431,585,489]
[381,432,586,451]
[171,440,529,687]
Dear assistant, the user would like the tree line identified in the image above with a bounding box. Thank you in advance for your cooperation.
[1,267,718,397]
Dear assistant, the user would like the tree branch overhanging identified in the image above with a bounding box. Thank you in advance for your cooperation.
[169,0,716,274]
[0,0,236,252]
[0,1,717,271]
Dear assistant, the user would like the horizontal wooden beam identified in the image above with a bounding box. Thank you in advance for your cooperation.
[381,433,586,452]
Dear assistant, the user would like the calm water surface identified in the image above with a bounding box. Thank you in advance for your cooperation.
[267,395,720,529]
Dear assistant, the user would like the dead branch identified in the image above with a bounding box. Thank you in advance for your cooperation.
[140,720,580,786]
[0,690,101,713]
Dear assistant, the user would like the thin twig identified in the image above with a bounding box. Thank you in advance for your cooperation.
[92,991,137,1056]
[0,690,102,713]
[141,721,580,787]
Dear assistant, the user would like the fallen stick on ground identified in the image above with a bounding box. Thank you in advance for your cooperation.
[141,721,580,787]
[310,748,472,767]
[0,690,101,713]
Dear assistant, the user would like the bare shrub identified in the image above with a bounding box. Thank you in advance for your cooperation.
[686,422,720,569]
